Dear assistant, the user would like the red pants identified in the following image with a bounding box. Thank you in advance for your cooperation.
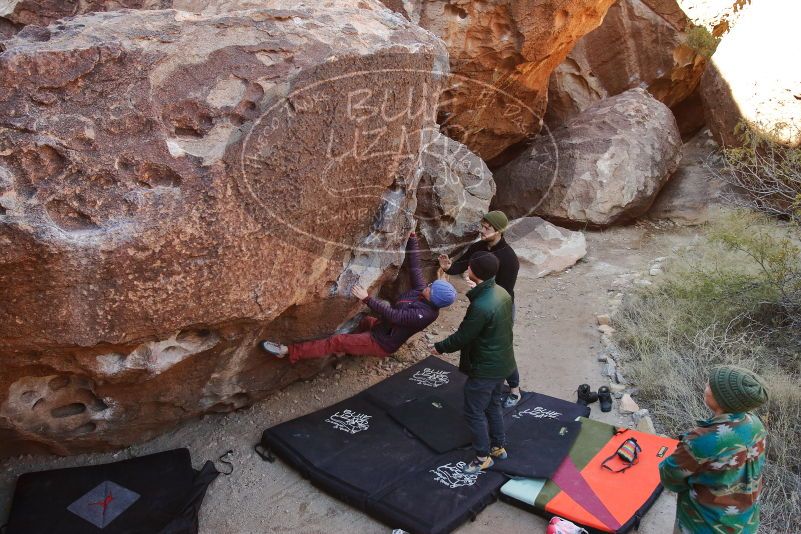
[288,316,391,364]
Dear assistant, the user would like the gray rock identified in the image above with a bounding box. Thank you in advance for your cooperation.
[504,217,587,278]
[494,88,683,227]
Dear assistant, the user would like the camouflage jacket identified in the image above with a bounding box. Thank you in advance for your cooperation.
[659,412,767,534]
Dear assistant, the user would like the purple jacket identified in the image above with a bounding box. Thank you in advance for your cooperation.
[363,234,439,353]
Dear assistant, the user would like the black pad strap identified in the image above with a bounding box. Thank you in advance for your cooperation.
[254,444,275,463]
[217,450,234,475]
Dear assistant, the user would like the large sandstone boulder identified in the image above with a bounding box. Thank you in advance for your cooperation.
[383,0,617,162]
[701,2,801,148]
[0,2,448,456]
[493,88,683,227]
[545,0,707,136]
[505,217,586,278]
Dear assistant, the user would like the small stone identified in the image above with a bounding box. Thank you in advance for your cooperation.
[636,415,656,434]
[424,333,434,341]
[614,369,626,384]
[631,408,649,422]
[596,351,608,363]
[334,362,343,371]
[649,267,663,276]
[604,362,617,378]
[609,383,626,394]
[635,279,653,287]
[619,394,640,414]
[598,324,616,335]
[596,314,611,326]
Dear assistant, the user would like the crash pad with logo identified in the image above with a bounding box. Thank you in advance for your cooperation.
[5,448,218,534]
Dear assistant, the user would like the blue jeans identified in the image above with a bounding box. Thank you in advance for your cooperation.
[463,377,506,457]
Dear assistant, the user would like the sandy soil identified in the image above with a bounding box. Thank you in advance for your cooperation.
[0,222,705,533]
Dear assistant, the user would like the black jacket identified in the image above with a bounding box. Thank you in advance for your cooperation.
[446,237,520,301]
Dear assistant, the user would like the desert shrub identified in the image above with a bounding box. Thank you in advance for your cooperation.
[614,212,801,532]
[713,123,801,222]
[685,24,721,58]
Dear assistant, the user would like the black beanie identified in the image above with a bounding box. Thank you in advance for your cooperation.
[469,251,499,281]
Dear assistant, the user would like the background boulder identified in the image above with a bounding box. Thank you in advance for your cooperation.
[506,217,586,278]
[545,0,708,137]
[493,88,683,227]
[381,0,617,163]
[0,1,448,455]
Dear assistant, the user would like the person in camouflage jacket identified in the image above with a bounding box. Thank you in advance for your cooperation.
[659,366,768,534]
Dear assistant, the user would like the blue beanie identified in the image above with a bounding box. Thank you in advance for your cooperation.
[429,280,457,308]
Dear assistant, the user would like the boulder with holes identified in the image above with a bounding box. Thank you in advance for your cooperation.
[0,1,448,456]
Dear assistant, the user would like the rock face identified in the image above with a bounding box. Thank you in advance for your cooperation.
[0,2,448,456]
[701,1,801,148]
[648,129,726,225]
[415,130,495,256]
[493,89,683,227]
[391,0,617,162]
[545,0,707,136]
[505,217,586,278]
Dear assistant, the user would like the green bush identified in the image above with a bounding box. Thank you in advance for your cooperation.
[685,24,720,59]
[614,212,801,531]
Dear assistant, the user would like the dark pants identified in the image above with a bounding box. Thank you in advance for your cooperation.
[506,367,520,389]
[287,317,390,364]
[506,302,519,389]
[463,377,506,457]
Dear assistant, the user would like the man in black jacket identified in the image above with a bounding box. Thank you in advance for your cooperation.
[438,210,522,407]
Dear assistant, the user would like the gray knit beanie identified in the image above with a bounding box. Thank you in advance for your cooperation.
[709,366,768,413]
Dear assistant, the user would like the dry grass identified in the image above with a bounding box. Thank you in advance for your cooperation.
[614,214,801,533]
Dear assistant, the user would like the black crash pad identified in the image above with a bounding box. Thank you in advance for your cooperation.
[259,356,590,534]
[5,448,218,534]
[387,395,472,454]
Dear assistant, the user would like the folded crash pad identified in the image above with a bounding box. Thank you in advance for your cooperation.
[5,448,218,534]
[501,418,678,533]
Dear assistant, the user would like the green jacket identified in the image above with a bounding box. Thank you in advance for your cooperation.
[434,277,516,379]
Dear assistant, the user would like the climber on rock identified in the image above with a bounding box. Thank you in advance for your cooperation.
[259,231,457,363]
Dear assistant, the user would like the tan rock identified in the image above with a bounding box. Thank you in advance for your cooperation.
[596,314,611,326]
[701,2,801,148]
[619,393,640,414]
[494,88,683,227]
[0,2,448,456]
[546,0,707,134]
[414,0,617,162]
[598,325,616,335]
[505,217,587,278]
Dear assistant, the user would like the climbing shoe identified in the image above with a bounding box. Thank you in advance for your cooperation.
[259,340,288,358]
[503,392,521,408]
[598,385,613,412]
[462,456,494,474]
[489,446,508,460]
[576,384,598,406]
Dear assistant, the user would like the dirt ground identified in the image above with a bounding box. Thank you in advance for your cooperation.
[0,223,705,533]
